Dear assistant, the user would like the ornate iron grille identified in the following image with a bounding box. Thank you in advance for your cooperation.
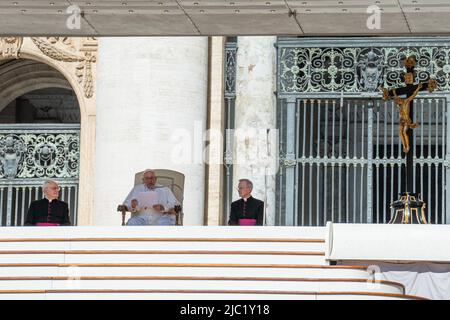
[225,41,237,99]
[0,124,80,226]
[277,37,450,226]
[282,97,447,226]
[223,40,237,225]
[278,38,450,95]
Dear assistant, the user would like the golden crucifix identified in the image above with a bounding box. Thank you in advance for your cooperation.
[381,56,436,153]
[381,56,437,224]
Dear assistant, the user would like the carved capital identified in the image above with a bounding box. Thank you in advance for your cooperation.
[0,37,23,59]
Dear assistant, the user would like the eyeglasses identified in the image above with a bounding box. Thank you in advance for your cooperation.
[48,186,60,191]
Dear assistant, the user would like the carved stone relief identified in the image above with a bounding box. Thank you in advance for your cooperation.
[0,37,97,99]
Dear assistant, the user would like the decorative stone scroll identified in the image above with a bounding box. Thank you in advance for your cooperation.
[0,36,97,99]
[31,37,97,98]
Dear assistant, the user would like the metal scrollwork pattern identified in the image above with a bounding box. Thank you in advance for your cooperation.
[0,130,79,179]
[225,42,237,98]
[0,135,25,179]
[279,39,450,94]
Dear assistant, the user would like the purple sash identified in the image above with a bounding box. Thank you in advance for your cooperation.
[238,218,257,226]
[36,222,60,226]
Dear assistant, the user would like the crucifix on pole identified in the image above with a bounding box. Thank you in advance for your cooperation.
[381,56,437,224]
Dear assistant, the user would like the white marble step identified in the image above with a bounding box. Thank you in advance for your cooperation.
[0,241,326,252]
[0,266,372,279]
[0,226,327,240]
[0,253,327,265]
[0,278,404,294]
[0,292,417,300]
[315,294,412,300]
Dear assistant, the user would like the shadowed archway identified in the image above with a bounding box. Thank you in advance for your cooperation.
[0,58,82,226]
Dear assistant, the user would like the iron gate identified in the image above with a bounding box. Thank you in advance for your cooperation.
[0,124,80,226]
[278,95,448,226]
[276,37,450,226]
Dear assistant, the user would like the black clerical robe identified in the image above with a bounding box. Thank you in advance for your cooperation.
[24,198,71,226]
[228,196,264,226]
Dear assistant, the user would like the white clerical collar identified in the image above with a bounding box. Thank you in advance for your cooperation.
[145,184,164,191]
[44,196,57,203]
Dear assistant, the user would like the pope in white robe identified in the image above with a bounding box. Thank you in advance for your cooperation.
[122,170,180,226]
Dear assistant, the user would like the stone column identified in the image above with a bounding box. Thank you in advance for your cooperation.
[94,37,208,226]
[204,36,226,226]
[233,36,278,226]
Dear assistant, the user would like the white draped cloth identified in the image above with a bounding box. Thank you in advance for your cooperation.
[341,260,450,300]
[122,184,179,226]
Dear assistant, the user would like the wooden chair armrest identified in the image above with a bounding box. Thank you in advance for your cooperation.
[117,205,128,226]
[174,205,183,226]
[117,205,128,212]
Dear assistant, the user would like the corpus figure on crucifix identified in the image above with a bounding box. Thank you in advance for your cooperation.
[381,56,437,224]
[381,56,437,153]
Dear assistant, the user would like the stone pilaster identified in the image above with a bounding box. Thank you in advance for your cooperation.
[233,36,278,226]
[205,36,226,225]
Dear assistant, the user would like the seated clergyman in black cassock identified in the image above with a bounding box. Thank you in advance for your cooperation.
[24,180,71,226]
[228,179,264,226]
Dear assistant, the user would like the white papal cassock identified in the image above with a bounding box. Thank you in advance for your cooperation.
[122,184,180,225]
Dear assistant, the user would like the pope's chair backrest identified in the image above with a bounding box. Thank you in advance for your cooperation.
[134,169,185,225]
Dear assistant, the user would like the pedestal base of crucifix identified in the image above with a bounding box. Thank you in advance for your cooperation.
[389,192,427,224]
